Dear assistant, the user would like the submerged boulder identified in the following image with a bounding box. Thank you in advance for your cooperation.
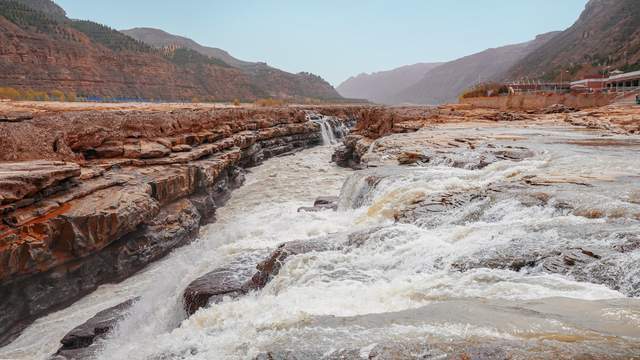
[51,298,138,360]
[298,196,339,212]
[183,255,260,315]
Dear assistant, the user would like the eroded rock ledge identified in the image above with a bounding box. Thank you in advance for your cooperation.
[0,104,361,345]
[332,104,640,169]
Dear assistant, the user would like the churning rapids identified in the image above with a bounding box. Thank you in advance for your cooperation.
[2,122,640,359]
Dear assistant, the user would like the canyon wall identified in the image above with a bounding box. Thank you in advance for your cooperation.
[0,104,360,345]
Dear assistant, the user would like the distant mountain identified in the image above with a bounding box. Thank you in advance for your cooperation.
[392,32,559,105]
[121,27,341,100]
[0,0,341,101]
[122,27,251,68]
[507,0,640,81]
[336,62,442,104]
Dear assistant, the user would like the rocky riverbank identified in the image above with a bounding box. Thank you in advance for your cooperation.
[0,102,360,345]
[3,102,640,359]
[333,104,640,170]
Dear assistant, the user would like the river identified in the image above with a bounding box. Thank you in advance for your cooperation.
[2,121,640,359]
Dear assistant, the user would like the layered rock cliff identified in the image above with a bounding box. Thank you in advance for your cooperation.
[0,103,360,345]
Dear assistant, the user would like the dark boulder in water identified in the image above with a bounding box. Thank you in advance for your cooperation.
[51,298,138,360]
[182,254,264,315]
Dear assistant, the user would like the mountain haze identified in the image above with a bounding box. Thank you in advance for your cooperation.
[392,32,559,105]
[122,27,342,101]
[336,62,442,104]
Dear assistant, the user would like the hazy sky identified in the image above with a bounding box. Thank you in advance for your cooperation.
[55,0,588,86]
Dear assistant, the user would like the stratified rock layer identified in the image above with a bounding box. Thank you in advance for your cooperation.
[0,103,359,345]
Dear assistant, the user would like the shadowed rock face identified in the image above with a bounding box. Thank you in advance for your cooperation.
[0,104,358,345]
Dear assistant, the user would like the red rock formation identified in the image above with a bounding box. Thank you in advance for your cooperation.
[0,103,361,345]
[0,5,340,101]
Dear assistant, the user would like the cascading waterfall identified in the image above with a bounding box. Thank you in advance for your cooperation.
[3,124,640,360]
[310,114,344,145]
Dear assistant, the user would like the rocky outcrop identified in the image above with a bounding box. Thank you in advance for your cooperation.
[332,104,639,169]
[248,239,336,290]
[182,235,338,316]
[0,104,359,345]
[182,254,259,316]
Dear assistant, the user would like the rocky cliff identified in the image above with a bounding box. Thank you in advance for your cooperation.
[0,102,361,345]
[0,0,341,101]
[507,0,640,81]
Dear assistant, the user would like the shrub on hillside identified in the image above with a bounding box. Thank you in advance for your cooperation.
[65,91,77,102]
[50,89,65,101]
[459,83,510,99]
[0,87,22,100]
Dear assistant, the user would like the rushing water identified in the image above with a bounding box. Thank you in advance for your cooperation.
[2,123,640,359]
[311,115,346,145]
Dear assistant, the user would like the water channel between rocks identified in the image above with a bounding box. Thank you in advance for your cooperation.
[2,122,640,359]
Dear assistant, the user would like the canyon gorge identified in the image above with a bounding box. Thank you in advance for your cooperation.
[0,100,639,359]
[1,0,640,359]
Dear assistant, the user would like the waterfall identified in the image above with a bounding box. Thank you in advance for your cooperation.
[9,119,640,360]
[319,121,333,145]
[312,115,343,145]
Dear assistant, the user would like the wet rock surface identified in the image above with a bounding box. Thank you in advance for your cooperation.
[249,239,337,290]
[298,196,338,212]
[183,255,260,315]
[182,236,340,317]
[253,297,640,359]
[51,298,138,360]
[0,104,356,345]
[4,103,640,359]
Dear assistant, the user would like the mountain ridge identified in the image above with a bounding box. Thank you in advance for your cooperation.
[338,32,559,105]
[121,27,252,68]
[393,32,559,105]
[506,0,640,81]
[336,62,443,104]
[0,0,341,101]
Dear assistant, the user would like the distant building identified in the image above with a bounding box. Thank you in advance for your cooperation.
[570,78,606,92]
[570,70,640,93]
[605,70,640,91]
[507,81,570,94]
